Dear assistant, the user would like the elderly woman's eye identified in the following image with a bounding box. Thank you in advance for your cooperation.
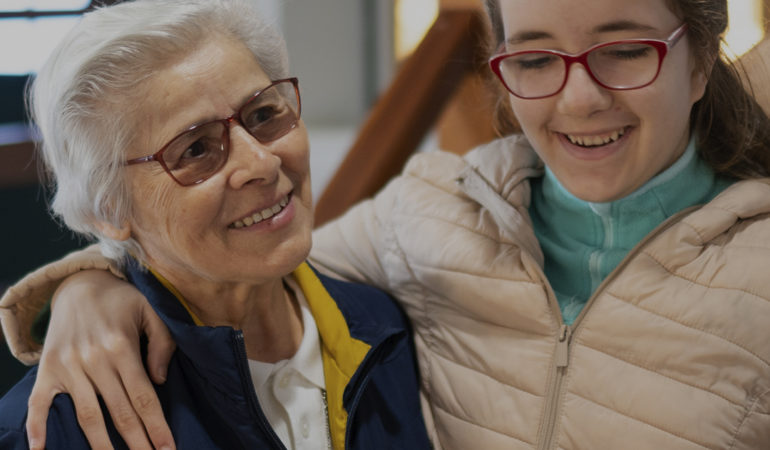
[184,141,207,158]
[250,106,279,123]
[176,140,210,166]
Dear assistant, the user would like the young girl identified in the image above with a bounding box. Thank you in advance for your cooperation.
[3,0,770,448]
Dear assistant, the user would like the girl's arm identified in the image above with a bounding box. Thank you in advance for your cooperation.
[0,248,176,450]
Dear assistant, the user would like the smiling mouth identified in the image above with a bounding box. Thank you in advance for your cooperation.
[565,127,628,148]
[229,193,291,229]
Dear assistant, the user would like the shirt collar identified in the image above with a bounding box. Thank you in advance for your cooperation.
[247,275,325,392]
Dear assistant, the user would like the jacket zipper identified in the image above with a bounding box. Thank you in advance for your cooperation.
[537,323,571,450]
[234,331,287,450]
[343,341,389,449]
[534,205,700,450]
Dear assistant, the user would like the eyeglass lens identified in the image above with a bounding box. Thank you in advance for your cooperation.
[499,42,661,98]
[162,80,299,185]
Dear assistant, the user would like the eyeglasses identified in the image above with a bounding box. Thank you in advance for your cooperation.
[489,24,688,99]
[126,77,301,186]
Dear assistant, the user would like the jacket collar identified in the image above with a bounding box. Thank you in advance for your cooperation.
[124,258,246,392]
[457,134,545,266]
[455,134,770,259]
[292,263,410,449]
[679,177,770,241]
[125,260,406,450]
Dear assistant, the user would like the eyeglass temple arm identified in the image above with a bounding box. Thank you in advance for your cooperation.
[126,155,156,165]
[667,23,688,47]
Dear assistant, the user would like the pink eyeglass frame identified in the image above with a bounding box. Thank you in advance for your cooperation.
[488,23,688,99]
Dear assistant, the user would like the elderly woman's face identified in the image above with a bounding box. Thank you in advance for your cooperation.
[123,37,312,287]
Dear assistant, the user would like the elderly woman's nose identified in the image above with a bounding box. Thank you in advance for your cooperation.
[227,125,281,188]
[556,64,612,117]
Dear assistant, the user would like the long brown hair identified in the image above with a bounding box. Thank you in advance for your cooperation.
[484,0,770,179]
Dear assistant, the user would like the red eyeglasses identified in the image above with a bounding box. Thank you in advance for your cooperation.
[126,77,301,186]
[489,24,688,99]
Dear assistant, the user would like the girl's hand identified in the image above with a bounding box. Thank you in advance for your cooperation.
[25,269,176,450]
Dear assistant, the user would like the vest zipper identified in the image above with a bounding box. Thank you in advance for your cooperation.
[534,205,700,450]
[234,331,287,449]
[344,341,389,449]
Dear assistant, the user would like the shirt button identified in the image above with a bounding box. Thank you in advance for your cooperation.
[279,374,290,388]
[301,419,310,438]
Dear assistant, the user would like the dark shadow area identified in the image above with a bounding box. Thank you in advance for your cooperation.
[0,75,28,124]
[0,183,85,397]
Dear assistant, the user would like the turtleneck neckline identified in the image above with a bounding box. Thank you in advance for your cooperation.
[529,138,732,324]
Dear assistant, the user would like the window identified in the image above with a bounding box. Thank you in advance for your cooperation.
[0,1,120,142]
[724,0,765,58]
[0,1,103,75]
[394,0,438,61]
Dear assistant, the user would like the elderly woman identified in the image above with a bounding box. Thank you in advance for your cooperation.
[0,1,432,449]
[4,0,770,449]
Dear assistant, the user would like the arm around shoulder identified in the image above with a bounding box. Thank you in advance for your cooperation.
[310,174,407,290]
[0,244,124,364]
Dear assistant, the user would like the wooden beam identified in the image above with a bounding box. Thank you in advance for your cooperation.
[765,0,770,32]
[313,9,488,227]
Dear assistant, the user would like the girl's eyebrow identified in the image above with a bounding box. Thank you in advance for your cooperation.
[505,30,552,46]
[505,20,657,46]
[594,20,656,34]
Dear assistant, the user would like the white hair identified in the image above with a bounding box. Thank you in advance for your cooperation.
[30,0,290,264]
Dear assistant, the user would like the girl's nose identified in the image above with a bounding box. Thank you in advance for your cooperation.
[556,63,613,117]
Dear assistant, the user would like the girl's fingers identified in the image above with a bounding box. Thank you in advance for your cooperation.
[141,301,176,385]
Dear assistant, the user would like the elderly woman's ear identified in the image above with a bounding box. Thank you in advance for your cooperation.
[95,221,131,241]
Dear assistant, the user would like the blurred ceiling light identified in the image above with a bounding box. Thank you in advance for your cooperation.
[723,0,764,59]
[394,0,439,61]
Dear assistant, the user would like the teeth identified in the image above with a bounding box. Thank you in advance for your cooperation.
[567,128,625,148]
[229,194,290,229]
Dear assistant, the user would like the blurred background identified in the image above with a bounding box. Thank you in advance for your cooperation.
[0,0,768,393]
[0,0,766,198]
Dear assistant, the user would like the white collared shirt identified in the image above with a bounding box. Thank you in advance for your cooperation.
[247,276,331,450]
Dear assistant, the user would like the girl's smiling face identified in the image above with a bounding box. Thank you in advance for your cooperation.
[499,0,708,202]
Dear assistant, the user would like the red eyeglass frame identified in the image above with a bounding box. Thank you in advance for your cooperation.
[125,77,301,186]
[488,23,688,99]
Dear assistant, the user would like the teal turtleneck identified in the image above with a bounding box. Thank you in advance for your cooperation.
[529,139,733,325]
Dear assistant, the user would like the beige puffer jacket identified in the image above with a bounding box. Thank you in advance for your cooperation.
[310,135,770,449]
[2,135,770,449]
